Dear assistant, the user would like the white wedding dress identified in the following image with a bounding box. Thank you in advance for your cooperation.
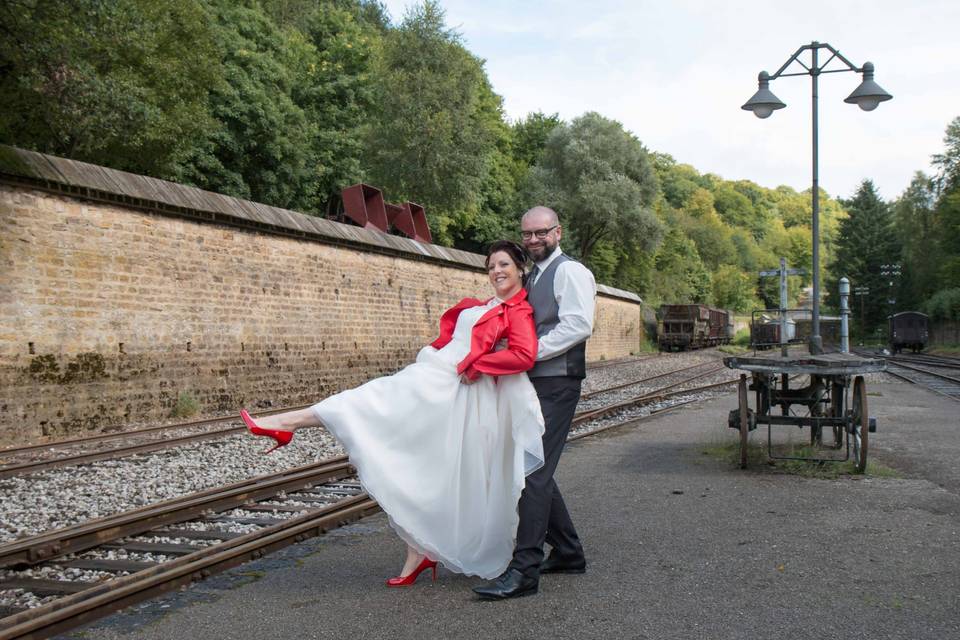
[311,298,545,579]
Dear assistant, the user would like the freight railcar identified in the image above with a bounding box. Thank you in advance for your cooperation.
[658,304,732,351]
[749,315,796,350]
[889,311,928,353]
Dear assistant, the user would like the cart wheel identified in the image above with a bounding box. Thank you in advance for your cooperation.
[850,376,869,473]
[739,374,749,469]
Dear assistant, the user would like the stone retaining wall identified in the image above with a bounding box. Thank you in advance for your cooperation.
[0,148,644,443]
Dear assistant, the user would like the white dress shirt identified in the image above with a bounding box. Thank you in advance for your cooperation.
[530,246,597,361]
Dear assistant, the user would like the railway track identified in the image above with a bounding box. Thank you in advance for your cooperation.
[0,364,737,638]
[0,404,314,480]
[882,357,960,402]
[889,352,960,369]
[575,363,729,420]
[3,356,720,480]
[0,458,376,639]
[580,361,723,402]
[585,353,662,370]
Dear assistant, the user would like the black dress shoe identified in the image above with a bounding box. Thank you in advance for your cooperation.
[472,568,539,600]
[540,553,586,574]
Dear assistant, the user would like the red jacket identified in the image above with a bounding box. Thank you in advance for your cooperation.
[430,288,538,381]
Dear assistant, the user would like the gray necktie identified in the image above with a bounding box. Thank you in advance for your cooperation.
[526,265,539,291]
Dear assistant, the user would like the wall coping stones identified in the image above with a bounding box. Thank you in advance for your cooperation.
[0,144,641,303]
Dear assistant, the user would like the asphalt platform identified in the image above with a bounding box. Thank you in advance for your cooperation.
[67,379,960,640]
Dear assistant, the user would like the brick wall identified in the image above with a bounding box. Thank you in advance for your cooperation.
[0,185,643,444]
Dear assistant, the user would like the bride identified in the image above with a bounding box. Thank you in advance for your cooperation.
[240,240,545,585]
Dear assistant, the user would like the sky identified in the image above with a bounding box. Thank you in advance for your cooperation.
[380,0,959,202]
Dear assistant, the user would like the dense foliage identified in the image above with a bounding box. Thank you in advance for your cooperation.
[6,0,952,327]
[831,115,960,333]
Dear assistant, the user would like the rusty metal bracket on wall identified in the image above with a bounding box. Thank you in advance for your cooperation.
[341,183,432,243]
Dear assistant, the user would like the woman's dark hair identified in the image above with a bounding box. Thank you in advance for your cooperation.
[485,240,529,272]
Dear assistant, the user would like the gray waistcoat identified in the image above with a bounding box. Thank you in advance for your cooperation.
[526,254,587,379]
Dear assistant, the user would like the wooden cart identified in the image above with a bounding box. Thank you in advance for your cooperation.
[723,353,886,472]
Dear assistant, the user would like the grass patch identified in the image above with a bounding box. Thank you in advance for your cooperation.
[702,437,901,479]
[929,344,960,356]
[634,337,659,354]
[718,344,750,355]
[732,328,751,347]
[171,391,199,418]
[235,569,266,580]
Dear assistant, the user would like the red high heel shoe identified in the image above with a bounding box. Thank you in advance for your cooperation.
[386,557,438,587]
[240,409,293,454]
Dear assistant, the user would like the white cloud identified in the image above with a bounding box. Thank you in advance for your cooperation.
[381,0,960,199]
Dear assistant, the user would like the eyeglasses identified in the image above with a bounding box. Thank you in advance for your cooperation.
[520,225,558,240]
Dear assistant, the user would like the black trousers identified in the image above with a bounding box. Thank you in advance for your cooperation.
[508,376,584,578]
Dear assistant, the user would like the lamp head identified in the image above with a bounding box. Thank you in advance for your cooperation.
[844,62,892,111]
[742,71,786,119]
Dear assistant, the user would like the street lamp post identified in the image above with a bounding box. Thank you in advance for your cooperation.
[742,42,892,354]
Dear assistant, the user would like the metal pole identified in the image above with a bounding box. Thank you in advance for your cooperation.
[860,293,867,344]
[780,257,788,357]
[839,277,850,353]
[810,45,823,355]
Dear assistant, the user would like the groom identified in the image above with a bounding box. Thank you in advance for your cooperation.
[473,205,597,600]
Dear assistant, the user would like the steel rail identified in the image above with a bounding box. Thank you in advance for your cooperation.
[567,398,699,442]
[580,361,723,401]
[0,427,249,480]
[883,364,960,402]
[585,353,661,370]
[889,353,960,370]
[573,370,733,424]
[0,404,315,458]
[0,495,380,640]
[886,361,960,384]
[0,457,352,569]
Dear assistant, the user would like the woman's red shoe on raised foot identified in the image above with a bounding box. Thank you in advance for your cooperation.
[240,409,293,454]
[385,557,438,587]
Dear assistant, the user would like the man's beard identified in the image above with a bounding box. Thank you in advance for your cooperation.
[526,239,556,262]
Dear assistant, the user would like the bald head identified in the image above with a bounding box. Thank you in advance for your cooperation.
[521,206,559,227]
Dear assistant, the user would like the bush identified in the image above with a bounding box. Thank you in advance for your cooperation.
[172,391,199,418]
[733,328,751,346]
[922,288,960,322]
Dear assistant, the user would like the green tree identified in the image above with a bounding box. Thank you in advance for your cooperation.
[651,154,705,210]
[294,1,380,214]
[932,116,960,194]
[935,188,960,287]
[676,193,735,270]
[525,111,663,266]
[730,179,776,240]
[0,0,219,178]
[711,182,754,229]
[893,172,940,308]
[649,228,711,304]
[827,180,900,334]
[363,0,502,244]
[923,287,960,322]
[172,1,316,209]
[511,112,562,168]
[772,186,810,228]
[712,264,758,312]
